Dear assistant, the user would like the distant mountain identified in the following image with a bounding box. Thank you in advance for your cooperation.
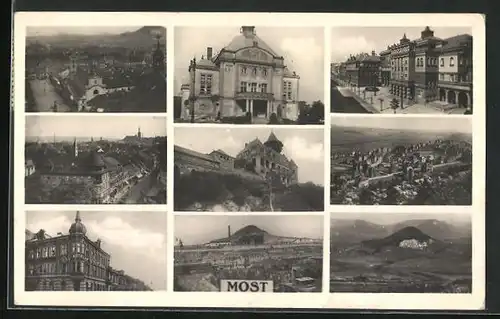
[331,219,390,243]
[232,225,269,237]
[26,26,166,49]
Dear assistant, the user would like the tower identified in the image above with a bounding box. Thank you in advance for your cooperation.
[137,126,142,139]
[73,137,79,158]
[68,211,87,291]
[264,131,284,154]
[152,34,165,71]
[228,225,231,238]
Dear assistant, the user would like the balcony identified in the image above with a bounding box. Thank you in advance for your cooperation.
[235,91,274,100]
[438,80,472,91]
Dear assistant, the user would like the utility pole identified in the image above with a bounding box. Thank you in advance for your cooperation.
[188,57,196,123]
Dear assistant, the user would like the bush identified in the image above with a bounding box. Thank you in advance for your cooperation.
[268,112,279,124]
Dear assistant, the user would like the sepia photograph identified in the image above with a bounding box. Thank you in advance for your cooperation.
[25,26,166,113]
[330,116,472,205]
[25,210,167,291]
[330,26,473,114]
[25,115,167,204]
[173,26,325,124]
[330,212,472,293]
[174,215,323,293]
[174,127,324,211]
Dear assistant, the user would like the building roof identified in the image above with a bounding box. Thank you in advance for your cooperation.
[196,58,217,69]
[211,149,233,158]
[79,151,106,169]
[440,34,472,51]
[102,156,121,167]
[25,159,35,167]
[102,75,134,88]
[266,131,282,144]
[174,145,220,163]
[223,26,280,57]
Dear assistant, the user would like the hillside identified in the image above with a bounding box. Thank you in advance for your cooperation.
[362,226,434,250]
[330,219,389,243]
[26,26,166,48]
[390,219,470,241]
[174,170,324,212]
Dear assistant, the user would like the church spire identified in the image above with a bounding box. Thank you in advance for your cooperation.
[75,211,81,222]
[137,126,142,138]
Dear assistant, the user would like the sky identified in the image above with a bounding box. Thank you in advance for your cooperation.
[175,215,323,245]
[26,26,144,36]
[330,26,472,62]
[330,212,471,226]
[25,210,167,290]
[174,26,324,103]
[174,127,325,185]
[25,116,167,139]
[331,116,472,135]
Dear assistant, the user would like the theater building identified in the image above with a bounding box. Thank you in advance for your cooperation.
[25,211,152,291]
[437,34,473,108]
[179,26,300,123]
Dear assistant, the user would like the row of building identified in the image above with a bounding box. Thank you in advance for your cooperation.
[25,211,153,291]
[332,26,473,108]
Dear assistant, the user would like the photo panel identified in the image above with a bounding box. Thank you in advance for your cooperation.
[25,26,167,113]
[173,126,325,212]
[24,210,168,291]
[329,211,472,293]
[330,26,473,115]
[173,26,325,125]
[174,214,324,293]
[330,115,472,206]
[25,115,167,205]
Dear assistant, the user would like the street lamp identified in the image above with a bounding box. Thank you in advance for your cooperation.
[188,57,196,123]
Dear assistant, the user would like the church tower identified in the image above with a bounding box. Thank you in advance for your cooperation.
[137,126,142,139]
[264,131,284,154]
[152,34,165,71]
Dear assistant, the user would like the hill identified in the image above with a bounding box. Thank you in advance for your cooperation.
[362,226,434,250]
[174,170,324,212]
[26,26,166,49]
[331,219,389,243]
[390,219,470,241]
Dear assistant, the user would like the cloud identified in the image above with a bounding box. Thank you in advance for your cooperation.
[283,136,324,162]
[27,215,71,236]
[85,216,165,259]
[331,35,376,62]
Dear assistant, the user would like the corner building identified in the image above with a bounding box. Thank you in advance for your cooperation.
[180,26,300,122]
[25,211,152,291]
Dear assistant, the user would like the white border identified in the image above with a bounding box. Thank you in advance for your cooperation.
[12,12,485,310]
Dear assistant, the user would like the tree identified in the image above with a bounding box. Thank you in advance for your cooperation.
[268,112,279,124]
[309,100,325,123]
[390,98,399,114]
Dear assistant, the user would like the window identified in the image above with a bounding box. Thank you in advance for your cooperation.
[250,83,257,92]
[49,246,56,257]
[240,81,247,92]
[263,68,268,76]
[28,265,35,275]
[449,57,455,67]
[42,247,48,258]
[60,244,67,256]
[241,66,247,74]
[252,67,257,75]
[440,58,444,66]
[439,74,444,80]
[72,243,76,253]
[29,250,35,259]
[199,74,212,95]
[76,243,81,253]
[259,83,267,93]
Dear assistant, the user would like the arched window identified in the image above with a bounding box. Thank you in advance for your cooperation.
[449,57,455,66]
[440,58,444,66]
[93,89,99,95]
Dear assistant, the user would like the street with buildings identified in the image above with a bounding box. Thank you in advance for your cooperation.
[25,125,167,205]
[25,26,166,113]
[331,27,473,114]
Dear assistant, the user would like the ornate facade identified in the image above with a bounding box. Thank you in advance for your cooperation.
[180,26,300,122]
[25,211,152,291]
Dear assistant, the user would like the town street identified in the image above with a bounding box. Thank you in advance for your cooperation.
[121,173,154,204]
[29,79,71,112]
[330,80,370,113]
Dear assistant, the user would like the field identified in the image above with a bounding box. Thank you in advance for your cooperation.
[330,243,471,293]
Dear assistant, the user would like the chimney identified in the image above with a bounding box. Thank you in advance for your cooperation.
[96,238,101,248]
[241,26,255,38]
[228,225,231,238]
[207,47,213,60]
